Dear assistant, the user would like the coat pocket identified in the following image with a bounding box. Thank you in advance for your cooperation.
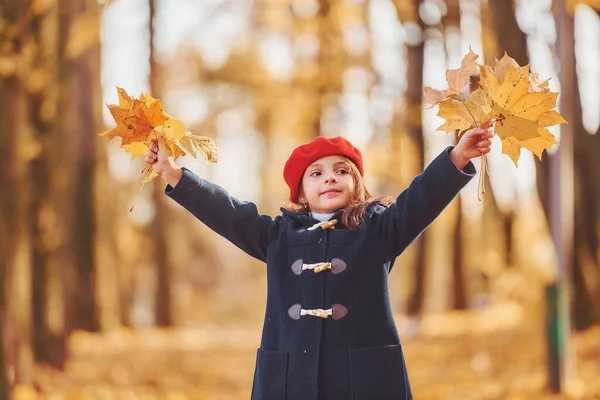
[349,344,408,400]
[251,348,288,400]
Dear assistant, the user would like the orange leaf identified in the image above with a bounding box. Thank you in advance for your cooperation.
[116,86,134,108]
[120,98,169,145]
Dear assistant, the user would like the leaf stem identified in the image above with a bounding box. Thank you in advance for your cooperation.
[130,168,155,212]
[477,119,495,201]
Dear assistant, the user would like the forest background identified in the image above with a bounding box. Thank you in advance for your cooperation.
[1,0,600,399]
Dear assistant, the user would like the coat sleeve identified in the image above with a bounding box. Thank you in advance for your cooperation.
[370,146,476,258]
[165,168,280,262]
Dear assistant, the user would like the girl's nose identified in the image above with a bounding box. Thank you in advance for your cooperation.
[325,175,337,184]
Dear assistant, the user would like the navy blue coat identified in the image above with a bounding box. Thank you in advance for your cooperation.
[166,147,475,400]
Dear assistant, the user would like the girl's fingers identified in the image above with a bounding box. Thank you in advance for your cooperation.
[145,150,158,163]
[476,139,492,148]
[466,128,485,137]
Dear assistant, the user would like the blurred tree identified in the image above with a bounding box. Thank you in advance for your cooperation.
[485,0,529,270]
[443,0,469,309]
[487,0,528,65]
[27,0,101,366]
[149,0,173,327]
[59,0,101,333]
[0,0,31,395]
[393,0,428,316]
[571,14,600,329]
[28,0,69,367]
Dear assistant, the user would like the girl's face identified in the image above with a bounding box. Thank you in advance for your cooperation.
[300,155,355,213]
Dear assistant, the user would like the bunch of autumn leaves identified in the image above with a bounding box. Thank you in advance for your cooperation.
[100,87,218,184]
[424,48,566,166]
[100,88,218,210]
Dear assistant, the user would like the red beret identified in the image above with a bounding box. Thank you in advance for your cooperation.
[283,136,364,203]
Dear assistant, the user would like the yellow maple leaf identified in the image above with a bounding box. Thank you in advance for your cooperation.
[490,53,520,82]
[175,133,219,163]
[423,46,479,107]
[479,63,565,164]
[169,141,186,160]
[491,53,551,93]
[529,73,551,93]
[163,118,187,142]
[502,127,559,166]
[121,142,149,159]
[436,88,492,134]
[537,110,567,127]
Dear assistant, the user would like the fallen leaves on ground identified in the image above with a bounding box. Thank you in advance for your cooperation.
[16,306,600,400]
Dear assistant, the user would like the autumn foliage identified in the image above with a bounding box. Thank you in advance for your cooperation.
[423,49,567,166]
[100,87,218,176]
[98,88,218,209]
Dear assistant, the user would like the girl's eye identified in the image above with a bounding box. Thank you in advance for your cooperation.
[310,171,321,177]
[337,169,348,174]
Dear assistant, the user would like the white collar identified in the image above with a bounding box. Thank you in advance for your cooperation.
[310,211,337,222]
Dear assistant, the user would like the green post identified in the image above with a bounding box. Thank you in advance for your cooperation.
[546,0,574,392]
[545,283,570,392]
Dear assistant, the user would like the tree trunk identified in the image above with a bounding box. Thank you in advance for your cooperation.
[486,0,528,269]
[451,197,468,309]
[149,0,172,326]
[403,0,427,317]
[487,0,528,65]
[59,0,101,333]
[485,0,549,235]
[28,2,69,367]
[571,34,600,329]
[0,0,30,393]
[443,0,469,309]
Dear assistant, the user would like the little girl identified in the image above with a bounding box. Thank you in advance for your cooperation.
[146,129,492,400]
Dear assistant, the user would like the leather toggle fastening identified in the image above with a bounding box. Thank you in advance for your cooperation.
[291,258,347,275]
[288,303,348,320]
[303,262,331,273]
[307,219,338,231]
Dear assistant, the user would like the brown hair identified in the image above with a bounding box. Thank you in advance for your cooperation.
[286,156,394,230]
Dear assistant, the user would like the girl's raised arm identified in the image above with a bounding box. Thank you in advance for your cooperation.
[165,170,279,262]
[146,138,279,262]
[372,146,475,258]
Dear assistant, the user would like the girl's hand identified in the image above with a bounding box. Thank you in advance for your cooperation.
[145,138,183,187]
[449,127,493,170]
